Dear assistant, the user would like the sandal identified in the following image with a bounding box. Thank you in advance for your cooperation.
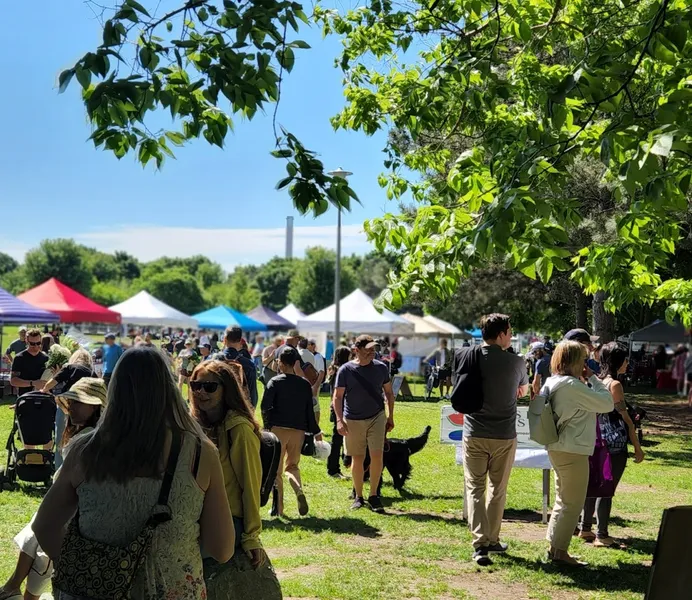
[578,530,596,542]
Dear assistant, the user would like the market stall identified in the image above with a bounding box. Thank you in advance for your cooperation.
[109,291,198,329]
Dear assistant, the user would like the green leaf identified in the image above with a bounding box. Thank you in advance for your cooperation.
[165,131,186,146]
[75,66,91,89]
[665,25,687,53]
[166,21,173,32]
[277,47,295,72]
[197,7,209,21]
[58,69,75,93]
[125,0,150,17]
[290,40,311,49]
[519,21,532,42]
[276,176,293,189]
[651,133,674,157]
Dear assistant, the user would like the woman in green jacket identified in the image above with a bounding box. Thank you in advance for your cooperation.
[190,360,282,599]
[543,341,614,567]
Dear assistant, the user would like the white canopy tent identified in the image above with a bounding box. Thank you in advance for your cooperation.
[401,313,450,336]
[109,291,199,329]
[297,289,415,335]
[423,315,466,336]
[278,303,305,327]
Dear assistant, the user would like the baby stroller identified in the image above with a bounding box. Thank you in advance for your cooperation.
[2,391,56,489]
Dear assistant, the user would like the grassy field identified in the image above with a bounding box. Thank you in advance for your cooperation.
[1,380,691,599]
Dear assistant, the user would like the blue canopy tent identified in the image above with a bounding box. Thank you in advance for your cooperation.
[0,285,60,355]
[466,328,483,339]
[192,306,268,331]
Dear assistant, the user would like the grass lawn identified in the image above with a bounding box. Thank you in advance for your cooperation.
[1,362,691,598]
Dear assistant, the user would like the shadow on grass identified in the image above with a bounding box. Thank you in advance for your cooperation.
[262,516,381,538]
[503,508,544,523]
[501,553,649,594]
[620,536,657,555]
[384,509,467,527]
[384,488,462,502]
[640,438,661,448]
[645,449,692,468]
[610,515,639,528]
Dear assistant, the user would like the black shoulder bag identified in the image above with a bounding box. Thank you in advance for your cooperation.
[53,433,183,600]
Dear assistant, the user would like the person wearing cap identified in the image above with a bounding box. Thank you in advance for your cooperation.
[0,377,106,600]
[4,326,27,361]
[262,347,321,517]
[333,334,395,513]
[212,327,258,408]
[272,330,308,381]
[178,338,199,392]
[199,343,213,361]
[102,333,124,388]
[564,328,601,374]
[530,341,552,397]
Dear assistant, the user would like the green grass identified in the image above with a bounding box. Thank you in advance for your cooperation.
[1,378,690,598]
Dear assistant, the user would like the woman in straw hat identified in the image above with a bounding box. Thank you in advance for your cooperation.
[0,378,106,600]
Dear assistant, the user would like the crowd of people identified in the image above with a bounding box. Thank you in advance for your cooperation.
[0,312,658,597]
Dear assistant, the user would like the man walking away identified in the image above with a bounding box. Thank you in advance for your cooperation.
[426,339,452,398]
[262,347,321,517]
[462,314,528,566]
[4,327,27,362]
[101,333,124,388]
[214,326,258,407]
[262,336,282,383]
[10,329,49,396]
[333,335,395,513]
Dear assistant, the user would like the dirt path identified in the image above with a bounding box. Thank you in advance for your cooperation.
[630,394,692,435]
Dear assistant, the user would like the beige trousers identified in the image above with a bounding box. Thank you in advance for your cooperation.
[462,436,517,549]
[272,427,305,511]
[547,450,590,551]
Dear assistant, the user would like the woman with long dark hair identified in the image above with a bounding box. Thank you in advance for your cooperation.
[579,342,645,548]
[189,360,282,599]
[327,346,353,478]
[33,347,235,600]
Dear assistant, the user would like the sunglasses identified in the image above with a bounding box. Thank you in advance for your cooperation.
[28,341,42,347]
[190,381,220,393]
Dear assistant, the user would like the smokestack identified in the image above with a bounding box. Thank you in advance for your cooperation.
[285,216,294,259]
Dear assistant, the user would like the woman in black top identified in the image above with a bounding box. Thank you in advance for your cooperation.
[326,346,353,478]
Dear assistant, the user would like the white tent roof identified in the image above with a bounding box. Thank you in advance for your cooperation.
[297,289,415,335]
[278,303,306,326]
[109,291,199,329]
[401,313,450,336]
[423,315,466,336]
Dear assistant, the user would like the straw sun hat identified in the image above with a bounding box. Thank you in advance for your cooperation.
[56,377,107,412]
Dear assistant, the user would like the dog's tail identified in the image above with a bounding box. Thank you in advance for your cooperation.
[406,425,432,455]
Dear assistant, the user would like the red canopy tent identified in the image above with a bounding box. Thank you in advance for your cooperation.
[18,278,121,324]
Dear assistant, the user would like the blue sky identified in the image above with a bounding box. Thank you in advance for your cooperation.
[0,1,393,271]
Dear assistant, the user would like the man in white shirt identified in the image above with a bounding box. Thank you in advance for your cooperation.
[298,338,324,424]
[308,339,326,385]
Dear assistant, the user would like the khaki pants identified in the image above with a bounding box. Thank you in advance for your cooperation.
[462,436,517,549]
[272,427,305,511]
[547,451,589,551]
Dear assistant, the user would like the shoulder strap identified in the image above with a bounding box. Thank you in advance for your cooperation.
[191,437,202,478]
[158,433,182,506]
[349,367,385,406]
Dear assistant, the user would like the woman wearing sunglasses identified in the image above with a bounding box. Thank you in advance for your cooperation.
[189,361,282,599]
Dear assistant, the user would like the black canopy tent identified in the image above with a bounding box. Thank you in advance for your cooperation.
[246,305,295,331]
[629,319,688,349]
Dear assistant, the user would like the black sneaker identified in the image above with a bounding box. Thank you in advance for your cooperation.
[368,495,384,513]
[297,493,309,516]
[472,547,493,567]
[487,542,508,554]
[351,496,366,510]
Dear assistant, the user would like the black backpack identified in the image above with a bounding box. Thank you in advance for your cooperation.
[450,346,485,413]
[391,351,403,371]
[228,429,281,507]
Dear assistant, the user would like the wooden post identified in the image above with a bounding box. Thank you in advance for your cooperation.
[542,469,551,524]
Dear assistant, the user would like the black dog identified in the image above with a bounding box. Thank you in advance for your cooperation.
[359,425,432,495]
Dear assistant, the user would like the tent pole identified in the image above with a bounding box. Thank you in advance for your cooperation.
[334,207,342,347]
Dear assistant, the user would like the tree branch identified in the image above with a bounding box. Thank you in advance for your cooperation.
[147,0,207,31]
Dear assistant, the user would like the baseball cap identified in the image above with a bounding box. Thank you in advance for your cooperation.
[530,342,545,352]
[57,377,107,411]
[287,329,301,339]
[18,326,27,333]
[104,332,116,340]
[308,339,317,345]
[355,334,377,349]
[184,339,193,346]
[564,328,599,344]
[201,342,211,349]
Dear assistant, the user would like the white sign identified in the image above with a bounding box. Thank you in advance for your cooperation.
[391,374,405,399]
[440,405,543,449]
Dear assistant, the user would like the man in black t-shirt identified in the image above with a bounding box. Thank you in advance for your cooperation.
[10,328,49,396]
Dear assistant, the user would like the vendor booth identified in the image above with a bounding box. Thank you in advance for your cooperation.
[109,291,199,329]
[246,305,296,330]
[192,306,267,331]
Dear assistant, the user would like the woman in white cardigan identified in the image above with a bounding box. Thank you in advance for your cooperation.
[543,341,614,566]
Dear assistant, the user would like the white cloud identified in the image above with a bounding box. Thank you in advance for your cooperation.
[1,224,372,272]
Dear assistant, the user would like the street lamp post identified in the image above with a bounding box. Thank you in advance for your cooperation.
[328,167,353,351]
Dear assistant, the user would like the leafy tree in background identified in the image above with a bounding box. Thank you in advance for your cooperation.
[62,0,357,217]
[196,261,225,288]
[226,267,262,312]
[83,249,121,282]
[91,280,132,306]
[0,253,18,277]
[319,0,692,324]
[140,267,206,314]
[0,268,28,296]
[24,239,94,295]
[254,257,296,310]
[114,251,141,280]
[289,247,356,314]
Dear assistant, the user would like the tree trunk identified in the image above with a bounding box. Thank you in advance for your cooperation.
[574,287,589,330]
[592,291,615,342]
